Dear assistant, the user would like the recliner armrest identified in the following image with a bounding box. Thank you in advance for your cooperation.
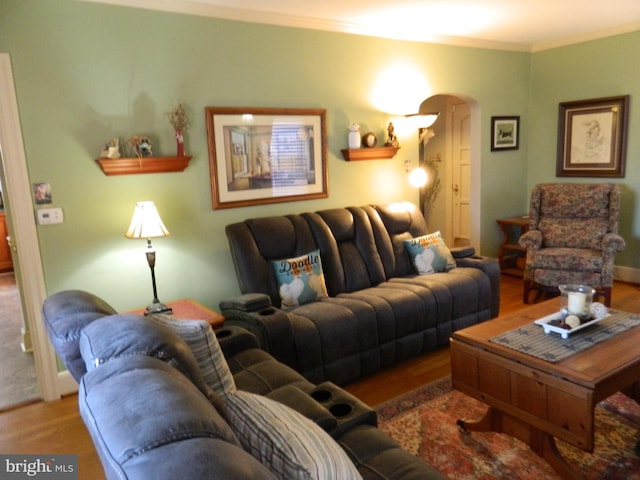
[450,246,475,258]
[219,293,272,312]
[220,296,297,369]
[602,232,626,254]
[519,229,542,250]
[215,326,260,358]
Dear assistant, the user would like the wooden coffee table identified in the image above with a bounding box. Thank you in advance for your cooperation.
[450,300,640,480]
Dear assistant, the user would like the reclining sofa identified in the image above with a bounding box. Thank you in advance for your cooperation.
[42,289,445,480]
[222,201,500,386]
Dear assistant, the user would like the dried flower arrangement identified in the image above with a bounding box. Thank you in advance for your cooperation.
[166,103,189,156]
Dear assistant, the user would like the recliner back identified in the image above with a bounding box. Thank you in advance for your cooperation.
[529,183,620,249]
[224,202,427,307]
[303,207,386,296]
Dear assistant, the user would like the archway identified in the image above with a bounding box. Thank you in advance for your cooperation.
[417,94,481,251]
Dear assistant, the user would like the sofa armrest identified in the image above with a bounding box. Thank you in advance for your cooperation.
[454,255,501,318]
[450,246,476,258]
[219,293,272,312]
[220,295,297,369]
[215,326,260,359]
[266,385,338,433]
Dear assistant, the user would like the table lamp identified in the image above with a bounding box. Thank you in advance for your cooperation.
[125,201,173,315]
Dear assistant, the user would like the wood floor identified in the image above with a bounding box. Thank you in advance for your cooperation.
[0,276,637,479]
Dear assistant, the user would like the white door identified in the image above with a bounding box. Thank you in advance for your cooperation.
[451,102,471,246]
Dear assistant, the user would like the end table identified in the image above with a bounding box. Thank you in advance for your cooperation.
[129,298,224,329]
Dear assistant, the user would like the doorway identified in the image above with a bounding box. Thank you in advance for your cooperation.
[418,94,478,250]
[0,53,61,404]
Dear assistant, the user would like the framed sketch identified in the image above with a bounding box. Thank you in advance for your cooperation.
[205,107,327,209]
[491,116,519,151]
[556,96,629,177]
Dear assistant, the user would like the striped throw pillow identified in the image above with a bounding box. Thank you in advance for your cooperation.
[223,391,361,480]
[149,315,236,398]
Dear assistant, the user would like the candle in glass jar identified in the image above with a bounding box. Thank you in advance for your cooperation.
[567,292,586,315]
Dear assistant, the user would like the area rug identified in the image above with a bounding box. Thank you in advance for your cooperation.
[376,377,640,480]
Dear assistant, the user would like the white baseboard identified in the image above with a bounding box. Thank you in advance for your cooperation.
[57,370,78,396]
[614,265,640,284]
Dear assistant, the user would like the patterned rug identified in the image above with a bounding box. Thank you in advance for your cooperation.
[377,377,640,480]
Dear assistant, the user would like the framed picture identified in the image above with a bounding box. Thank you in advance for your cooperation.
[205,107,328,209]
[556,95,629,178]
[491,116,519,151]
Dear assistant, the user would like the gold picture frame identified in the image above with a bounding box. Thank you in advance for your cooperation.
[205,107,328,209]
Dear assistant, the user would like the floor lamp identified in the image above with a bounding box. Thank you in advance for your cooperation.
[125,201,173,315]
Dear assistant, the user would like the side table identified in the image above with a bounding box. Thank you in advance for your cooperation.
[496,216,529,277]
[129,298,225,329]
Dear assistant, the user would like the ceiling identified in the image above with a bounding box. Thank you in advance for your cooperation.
[87,0,640,52]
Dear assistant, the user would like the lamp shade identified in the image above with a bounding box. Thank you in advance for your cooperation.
[125,201,170,239]
[405,112,440,129]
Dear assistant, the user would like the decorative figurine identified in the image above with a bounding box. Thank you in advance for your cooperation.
[100,137,121,159]
[128,135,153,158]
[385,122,399,148]
[166,103,189,157]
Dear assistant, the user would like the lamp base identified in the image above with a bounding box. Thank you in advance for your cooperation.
[144,300,173,316]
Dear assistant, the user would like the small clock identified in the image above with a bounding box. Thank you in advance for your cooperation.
[362,132,377,148]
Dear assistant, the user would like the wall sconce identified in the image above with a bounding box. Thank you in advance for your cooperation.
[405,160,428,188]
[405,112,440,129]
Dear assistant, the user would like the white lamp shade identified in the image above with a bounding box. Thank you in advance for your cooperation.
[125,201,170,239]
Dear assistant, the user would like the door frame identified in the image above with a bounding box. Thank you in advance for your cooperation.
[0,53,62,401]
[443,95,481,251]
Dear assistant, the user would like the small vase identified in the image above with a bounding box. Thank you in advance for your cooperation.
[175,131,185,156]
[348,123,361,149]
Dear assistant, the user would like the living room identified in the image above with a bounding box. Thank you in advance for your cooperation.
[1,0,640,475]
[2,1,639,395]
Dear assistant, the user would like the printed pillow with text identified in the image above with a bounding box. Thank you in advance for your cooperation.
[272,249,328,308]
[404,231,456,275]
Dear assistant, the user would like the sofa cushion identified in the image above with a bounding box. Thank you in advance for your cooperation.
[222,390,362,480]
[272,249,328,308]
[149,314,236,397]
[404,232,456,275]
[79,314,217,404]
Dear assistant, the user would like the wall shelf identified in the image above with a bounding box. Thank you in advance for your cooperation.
[340,146,400,161]
[95,156,192,176]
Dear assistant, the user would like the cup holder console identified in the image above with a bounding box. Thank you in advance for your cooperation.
[215,328,233,339]
[310,389,332,402]
[259,308,275,316]
[329,403,353,418]
[309,381,377,438]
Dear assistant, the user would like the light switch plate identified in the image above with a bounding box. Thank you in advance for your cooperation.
[36,207,64,225]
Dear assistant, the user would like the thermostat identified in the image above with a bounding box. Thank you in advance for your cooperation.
[36,207,64,225]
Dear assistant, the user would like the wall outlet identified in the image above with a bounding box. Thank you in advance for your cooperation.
[36,207,64,225]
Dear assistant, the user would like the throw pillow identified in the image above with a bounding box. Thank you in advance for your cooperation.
[222,391,362,480]
[149,315,236,398]
[272,249,328,308]
[404,231,456,275]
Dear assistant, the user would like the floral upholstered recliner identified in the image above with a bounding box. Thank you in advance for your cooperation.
[519,183,625,306]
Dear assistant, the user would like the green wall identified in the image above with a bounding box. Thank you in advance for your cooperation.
[529,32,640,269]
[7,0,636,313]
